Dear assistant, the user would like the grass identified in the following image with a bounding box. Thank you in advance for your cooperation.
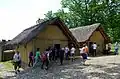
[0,60,13,71]
[0,60,13,78]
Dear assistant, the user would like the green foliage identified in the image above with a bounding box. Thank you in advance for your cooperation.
[44,0,120,42]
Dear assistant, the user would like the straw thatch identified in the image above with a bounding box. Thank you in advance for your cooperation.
[70,23,110,43]
[6,17,79,47]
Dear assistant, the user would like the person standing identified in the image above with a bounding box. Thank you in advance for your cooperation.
[33,48,41,67]
[28,51,34,67]
[85,44,89,58]
[108,43,112,52]
[114,42,119,55]
[41,49,49,70]
[79,45,87,65]
[70,46,76,62]
[55,48,58,61]
[65,46,69,60]
[59,48,65,65]
[106,44,109,55]
[92,42,97,57]
[13,51,21,74]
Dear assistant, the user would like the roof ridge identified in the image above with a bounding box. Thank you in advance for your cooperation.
[70,23,100,30]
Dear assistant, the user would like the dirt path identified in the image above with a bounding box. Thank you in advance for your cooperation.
[1,55,120,79]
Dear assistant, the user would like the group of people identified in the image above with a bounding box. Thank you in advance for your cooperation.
[28,45,76,70]
[12,43,98,74]
[106,42,120,55]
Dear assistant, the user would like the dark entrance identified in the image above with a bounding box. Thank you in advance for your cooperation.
[89,42,93,56]
[54,44,60,58]
[54,44,60,49]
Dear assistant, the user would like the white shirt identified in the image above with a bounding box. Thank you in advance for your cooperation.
[79,47,85,54]
[65,47,69,53]
[13,53,21,62]
[92,44,97,49]
[71,47,75,54]
[106,44,108,50]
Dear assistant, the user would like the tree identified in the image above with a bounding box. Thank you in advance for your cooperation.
[44,0,120,42]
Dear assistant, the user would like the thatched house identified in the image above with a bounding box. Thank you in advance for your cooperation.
[7,18,79,66]
[70,23,111,55]
[0,40,15,61]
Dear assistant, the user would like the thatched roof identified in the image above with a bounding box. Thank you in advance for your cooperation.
[70,23,110,42]
[6,17,79,47]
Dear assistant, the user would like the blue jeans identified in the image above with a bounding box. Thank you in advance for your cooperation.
[115,48,119,55]
[33,58,41,67]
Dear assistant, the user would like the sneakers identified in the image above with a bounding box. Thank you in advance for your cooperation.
[17,70,20,72]
[15,71,17,74]
[15,70,20,74]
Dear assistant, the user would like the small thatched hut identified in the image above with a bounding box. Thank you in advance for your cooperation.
[7,17,79,67]
[70,23,111,55]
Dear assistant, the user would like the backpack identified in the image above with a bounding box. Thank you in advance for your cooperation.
[41,53,47,62]
[85,47,88,53]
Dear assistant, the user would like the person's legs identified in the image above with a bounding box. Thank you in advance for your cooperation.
[28,58,32,67]
[95,49,96,56]
[83,59,86,65]
[45,59,49,70]
[71,54,73,62]
[65,53,67,60]
[72,53,75,62]
[28,60,30,67]
[116,49,119,55]
[60,57,62,65]
[17,61,21,72]
[55,56,57,61]
[33,58,38,67]
[82,53,87,65]
[115,49,118,55]
[93,49,95,57]
[41,61,45,69]
[14,62,17,73]
[31,59,33,67]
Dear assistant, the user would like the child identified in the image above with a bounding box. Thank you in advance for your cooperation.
[80,45,87,65]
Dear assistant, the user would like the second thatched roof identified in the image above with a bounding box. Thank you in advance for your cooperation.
[70,23,110,43]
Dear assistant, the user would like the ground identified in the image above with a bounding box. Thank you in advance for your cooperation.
[0,55,120,79]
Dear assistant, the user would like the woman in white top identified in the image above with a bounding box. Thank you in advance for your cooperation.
[65,46,69,60]
[70,46,76,62]
[92,42,97,56]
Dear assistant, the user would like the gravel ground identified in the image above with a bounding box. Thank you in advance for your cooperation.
[1,55,120,79]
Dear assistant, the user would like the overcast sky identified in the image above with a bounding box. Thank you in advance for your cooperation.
[0,0,61,40]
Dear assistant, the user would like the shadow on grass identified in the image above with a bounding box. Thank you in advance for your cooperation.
[0,77,3,79]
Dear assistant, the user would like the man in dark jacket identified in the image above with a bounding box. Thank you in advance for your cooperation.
[28,51,33,67]
[59,48,65,65]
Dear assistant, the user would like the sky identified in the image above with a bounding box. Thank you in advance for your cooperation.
[0,0,62,40]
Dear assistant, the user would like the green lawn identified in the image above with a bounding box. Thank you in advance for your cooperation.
[0,60,13,71]
[0,60,13,78]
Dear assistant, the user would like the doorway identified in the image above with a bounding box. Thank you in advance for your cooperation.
[54,44,60,57]
[54,44,60,50]
[89,42,93,56]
